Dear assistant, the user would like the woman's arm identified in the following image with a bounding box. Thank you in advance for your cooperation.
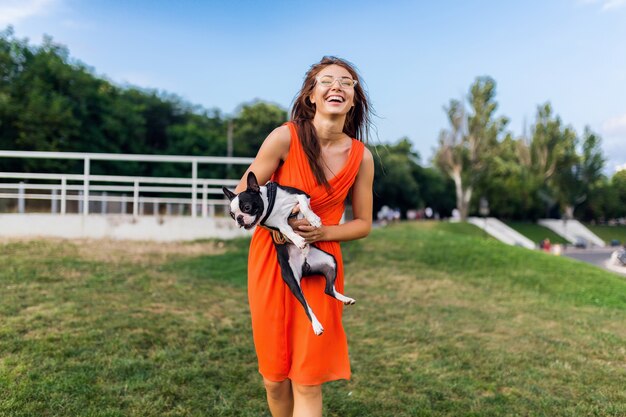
[296,147,374,243]
[234,125,291,193]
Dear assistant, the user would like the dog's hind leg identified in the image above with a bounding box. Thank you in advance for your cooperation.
[275,244,324,335]
[304,246,356,305]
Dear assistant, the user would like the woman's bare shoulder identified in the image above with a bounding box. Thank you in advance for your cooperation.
[360,146,374,166]
[263,124,291,159]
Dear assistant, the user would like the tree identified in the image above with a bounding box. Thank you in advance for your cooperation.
[232,100,288,157]
[370,138,421,217]
[474,134,544,220]
[613,170,626,218]
[435,77,508,220]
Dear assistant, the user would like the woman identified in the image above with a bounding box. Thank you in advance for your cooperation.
[234,56,374,417]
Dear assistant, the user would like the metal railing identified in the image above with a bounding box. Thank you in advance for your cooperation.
[0,150,254,217]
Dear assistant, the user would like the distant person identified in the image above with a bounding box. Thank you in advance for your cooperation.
[541,238,551,252]
[233,56,374,417]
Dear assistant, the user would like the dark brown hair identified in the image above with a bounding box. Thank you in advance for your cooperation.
[291,56,371,189]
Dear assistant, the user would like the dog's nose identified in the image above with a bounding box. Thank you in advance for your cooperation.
[237,215,244,225]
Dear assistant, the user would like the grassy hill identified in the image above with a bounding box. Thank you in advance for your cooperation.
[506,221,569,245]
[585,224,626,246]
[1,223,625,416]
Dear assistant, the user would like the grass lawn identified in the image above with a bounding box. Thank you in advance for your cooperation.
[1,223,625,416]
[506,222,569,245]
[585,224,626,245]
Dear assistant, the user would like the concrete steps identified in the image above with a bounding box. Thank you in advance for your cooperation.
[538,219,605,247]
[467,217,536,249]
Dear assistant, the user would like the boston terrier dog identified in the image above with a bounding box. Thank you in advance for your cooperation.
[222,171,356,336]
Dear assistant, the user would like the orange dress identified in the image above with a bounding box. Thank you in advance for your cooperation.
[247,121,365,385]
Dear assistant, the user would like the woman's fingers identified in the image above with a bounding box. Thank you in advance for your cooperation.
[296,225,325,243]
[288,218,310,229]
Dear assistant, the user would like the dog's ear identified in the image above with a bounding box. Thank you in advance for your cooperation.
[246,171,260,193]
[222,187,237,201]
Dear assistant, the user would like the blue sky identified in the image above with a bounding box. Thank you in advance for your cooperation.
[2,0,625,172]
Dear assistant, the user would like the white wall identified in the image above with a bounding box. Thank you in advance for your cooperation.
[0,214,251,241]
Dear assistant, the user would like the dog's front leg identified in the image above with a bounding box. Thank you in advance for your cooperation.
[277,225,307,249]
[295,195,322,228]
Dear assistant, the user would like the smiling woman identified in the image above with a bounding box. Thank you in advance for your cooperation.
[233,56,374,417]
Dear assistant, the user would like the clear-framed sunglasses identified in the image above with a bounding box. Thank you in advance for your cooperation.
[316,75,358,88]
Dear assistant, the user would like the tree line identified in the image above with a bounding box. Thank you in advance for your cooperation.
[435,77,626,222]
[0,28,286,180]
[1,28,623,221]
[0,27,453,218]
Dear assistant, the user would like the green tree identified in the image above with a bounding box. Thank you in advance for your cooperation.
[370,138,421,217]
[613,170,626,218]
[435,77,508,220]
[231,101,288,157]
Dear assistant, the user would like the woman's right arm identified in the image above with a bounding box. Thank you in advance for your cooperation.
[234,125,291,193]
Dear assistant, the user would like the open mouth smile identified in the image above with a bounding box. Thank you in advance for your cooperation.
[326,95,345,103]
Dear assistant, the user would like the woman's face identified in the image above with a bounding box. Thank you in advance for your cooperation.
[309,64,356,117]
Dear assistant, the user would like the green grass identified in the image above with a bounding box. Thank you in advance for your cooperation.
[506,222,569,245]
[1,224,625,416]
[585,224,626,245]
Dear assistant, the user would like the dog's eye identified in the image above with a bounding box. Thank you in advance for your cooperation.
[230,212,235,220]
[243,204,251,212]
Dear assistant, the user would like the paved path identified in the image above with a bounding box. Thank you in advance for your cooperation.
[563,247,626,276]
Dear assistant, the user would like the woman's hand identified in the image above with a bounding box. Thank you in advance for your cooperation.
[288,204,326,244]
[296,224,327,244]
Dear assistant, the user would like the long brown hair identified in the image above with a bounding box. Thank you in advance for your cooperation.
[291,56,372,189]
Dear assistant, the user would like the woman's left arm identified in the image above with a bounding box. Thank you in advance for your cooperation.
[297,148,374,243]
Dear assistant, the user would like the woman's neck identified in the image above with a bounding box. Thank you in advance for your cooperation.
[312,114,347,146]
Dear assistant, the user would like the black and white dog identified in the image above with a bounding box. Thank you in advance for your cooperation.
[223,172,355,336]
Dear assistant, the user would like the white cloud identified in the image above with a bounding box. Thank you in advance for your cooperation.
[600,115,626,173]
[600,0,626,10]
[578,0,626,10]
[602,112,626,136]
[0,0,59,27]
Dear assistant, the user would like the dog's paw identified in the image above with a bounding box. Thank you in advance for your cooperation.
[334,292,356,305]
[343,297,356,306]
[292,235,307,249]
[308,215,322,228]
[312,321,324,336]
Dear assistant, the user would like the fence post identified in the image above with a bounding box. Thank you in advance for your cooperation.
[153,199,158,216]
[60,176,67,215]
[51,189,58,213]
[121,193,127,214]
[133,181,139,218]
[83,157,90,215]
[202,182,208,218]
[18,182,25,213]
[191,159,198,217]
[102,192,107,214]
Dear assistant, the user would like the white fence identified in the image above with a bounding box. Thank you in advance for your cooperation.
[0,150,254,218]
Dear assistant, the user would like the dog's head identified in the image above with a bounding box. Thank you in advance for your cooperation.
[222,171,265,230]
